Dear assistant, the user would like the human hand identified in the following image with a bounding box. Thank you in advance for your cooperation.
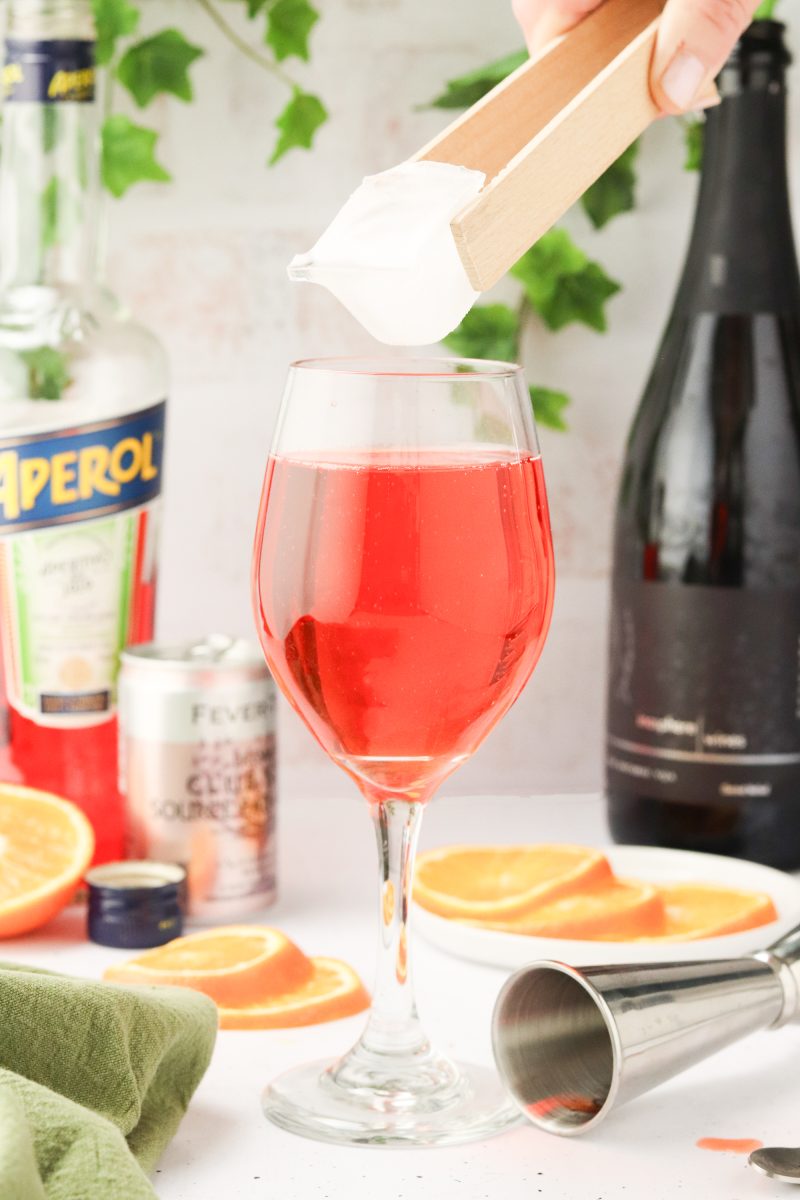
[512,0,763,112]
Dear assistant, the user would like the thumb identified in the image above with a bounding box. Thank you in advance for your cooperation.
[513,0,606,54]
[652,0,762,113]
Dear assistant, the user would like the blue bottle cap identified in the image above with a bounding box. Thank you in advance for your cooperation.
[86,861,186,949]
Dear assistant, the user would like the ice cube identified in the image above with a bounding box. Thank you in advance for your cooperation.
[288,161,486,347]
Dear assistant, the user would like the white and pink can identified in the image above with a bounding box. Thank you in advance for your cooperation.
[119,635,276,922]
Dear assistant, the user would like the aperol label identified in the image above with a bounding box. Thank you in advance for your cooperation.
[0,405,164,727]
[0,402,165,533]
[3,38,95,104]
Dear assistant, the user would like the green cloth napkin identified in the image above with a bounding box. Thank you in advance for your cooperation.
[0,961,217,1200]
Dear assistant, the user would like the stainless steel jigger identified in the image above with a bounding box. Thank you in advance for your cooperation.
[491,922,800,1136]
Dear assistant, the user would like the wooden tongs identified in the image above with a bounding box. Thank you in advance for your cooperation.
[417,0,691,292]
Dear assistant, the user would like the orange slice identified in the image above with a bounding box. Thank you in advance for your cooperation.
[643,883,778,941]
[0,784,94,938]
[465,880,664,939]
[414,844,612,920]
[104,925,312,1005]
[218,957,370,1030]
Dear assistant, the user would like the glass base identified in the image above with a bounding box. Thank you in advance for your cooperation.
[262,1058,522,1147]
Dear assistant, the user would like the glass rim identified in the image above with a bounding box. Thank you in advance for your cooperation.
[289,356,522,381]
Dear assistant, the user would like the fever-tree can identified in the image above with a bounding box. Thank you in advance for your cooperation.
[119,635,276,921]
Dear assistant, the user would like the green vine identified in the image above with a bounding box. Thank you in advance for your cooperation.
[91,0,327,197]
[22,0,328,400]
[29,0,783,411]
[428,0,779,430]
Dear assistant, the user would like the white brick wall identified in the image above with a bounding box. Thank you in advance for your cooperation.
[107,0,800,802]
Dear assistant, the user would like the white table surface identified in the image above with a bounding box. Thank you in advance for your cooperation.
[5,792,798,1200]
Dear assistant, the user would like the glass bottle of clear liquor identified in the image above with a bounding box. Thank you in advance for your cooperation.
[0,0,168,862]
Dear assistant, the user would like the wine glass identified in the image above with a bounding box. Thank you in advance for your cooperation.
[252,357,555,1146]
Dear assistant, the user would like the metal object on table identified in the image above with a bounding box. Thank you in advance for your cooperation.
[749,1146,800,1183]
[119,635,277,923]
[491,922,800,1137]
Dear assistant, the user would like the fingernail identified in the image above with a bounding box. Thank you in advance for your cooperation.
[695,80,724,109]
[660,50,707,111]
[694,91,721,112]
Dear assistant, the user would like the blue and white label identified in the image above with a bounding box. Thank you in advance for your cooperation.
[0,402,166,727]
[3,38,95,104]
[0,401,166,534]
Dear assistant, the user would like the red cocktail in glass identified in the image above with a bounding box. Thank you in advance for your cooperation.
[253,358,554,1146]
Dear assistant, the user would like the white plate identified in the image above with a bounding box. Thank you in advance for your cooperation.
[413,845,800,969]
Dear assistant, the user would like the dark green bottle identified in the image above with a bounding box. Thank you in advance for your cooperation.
[606,22,800,868]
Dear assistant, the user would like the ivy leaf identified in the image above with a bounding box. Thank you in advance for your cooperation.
[581,141,639,229]
[41,178,62,249]
[269,89,327,165]
[514,229,587,292]
[91,0,140,66]
[43,108,59,154]
[426,49,527,109]
[443,304,520,361]
[77,128,90,190]
[117,30,204,107]
[530,386,569,432]
[101,115,171,197]
[20,348,71,400]
[511,229,621,332]
[684,118,704,171]
[539,261,621,332]
[246,0,272,15]
[266,0,319,62]
[41,178,81,249]
[754,0,779,15]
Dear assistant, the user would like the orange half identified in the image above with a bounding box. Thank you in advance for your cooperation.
[104,925,313,1005]
[218,957,370,1030]
[644,883,778,941]
[465,880,665,940]
[414,844,612,920]
[0,784,94,938]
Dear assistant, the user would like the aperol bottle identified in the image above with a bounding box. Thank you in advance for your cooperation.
[0,0,168,861]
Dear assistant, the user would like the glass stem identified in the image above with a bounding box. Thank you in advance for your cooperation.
[360,798,429,1061]
[329,792,462,1102]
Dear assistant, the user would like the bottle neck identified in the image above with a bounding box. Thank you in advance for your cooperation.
[675,37,799,315]
[0,2,100,295]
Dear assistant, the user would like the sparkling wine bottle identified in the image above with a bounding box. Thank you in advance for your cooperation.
[605,21,800,868]
[0,0,168,862]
